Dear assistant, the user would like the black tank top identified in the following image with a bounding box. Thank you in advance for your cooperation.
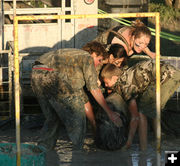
[107,26,122,45]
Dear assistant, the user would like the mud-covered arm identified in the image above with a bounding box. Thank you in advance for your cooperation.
[143,47,156,59]
[90,88,122,127]
[82,56,122,126]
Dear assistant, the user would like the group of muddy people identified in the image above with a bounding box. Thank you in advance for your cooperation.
[31,19,180,152]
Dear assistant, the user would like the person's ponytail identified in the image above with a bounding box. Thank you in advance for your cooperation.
[131,19,151,39]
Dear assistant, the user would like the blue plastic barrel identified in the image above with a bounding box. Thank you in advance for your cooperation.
[0,143,46,166]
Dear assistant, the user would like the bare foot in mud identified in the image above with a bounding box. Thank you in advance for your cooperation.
[125,141,131,149]
[120,141,131,151]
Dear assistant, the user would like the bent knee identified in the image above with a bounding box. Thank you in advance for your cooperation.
[131,116,140,121]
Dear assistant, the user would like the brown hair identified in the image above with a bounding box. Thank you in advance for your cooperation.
[130,19,151,39]
[108,44,128,59]
[82,41,109,59]
[101,63,122,79]
[108,44,128,66]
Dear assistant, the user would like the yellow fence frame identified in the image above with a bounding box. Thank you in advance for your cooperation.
[13,13,161,166]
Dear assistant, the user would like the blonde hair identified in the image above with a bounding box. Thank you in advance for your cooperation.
[101,63,122,79]
[131,19,145,27]
[131,19,151,39]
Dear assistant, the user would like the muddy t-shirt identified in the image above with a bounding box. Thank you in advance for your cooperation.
[37,48,98,92]
[113,60,177,102]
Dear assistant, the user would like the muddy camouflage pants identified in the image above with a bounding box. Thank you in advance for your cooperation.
[31,68,87,149]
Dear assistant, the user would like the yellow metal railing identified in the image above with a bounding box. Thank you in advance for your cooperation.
[155,13,161,166]
[13,13,161,166]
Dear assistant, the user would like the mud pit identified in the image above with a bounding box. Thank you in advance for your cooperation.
[0,94,180,166]
[0,126,180,166]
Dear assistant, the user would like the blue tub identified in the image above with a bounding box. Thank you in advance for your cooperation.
[0,143,46,166]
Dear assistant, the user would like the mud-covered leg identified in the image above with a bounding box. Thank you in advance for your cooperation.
[49,96,86,149]
[85,101,96,133]
[126,99,139,148]
[31,70,60,150]
[126,117,139,148]
[138,112,147,151]
[137,82,156,141]
[37,97,60,150]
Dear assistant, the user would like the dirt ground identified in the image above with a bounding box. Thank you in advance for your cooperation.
[0,119,180,166]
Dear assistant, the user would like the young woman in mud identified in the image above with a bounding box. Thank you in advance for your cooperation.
[94,19,156,59]
[103,43,128,68]
[31,41,122,150]
[100,60,180,151]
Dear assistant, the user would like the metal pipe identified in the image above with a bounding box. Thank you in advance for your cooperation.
[13,0,21,165]
[155,12,161,166]
[16,12,158,21]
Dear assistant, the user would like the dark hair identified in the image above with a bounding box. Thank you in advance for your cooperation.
[108,44,128,66]
[108,44,127,59]
[82,41,109,59]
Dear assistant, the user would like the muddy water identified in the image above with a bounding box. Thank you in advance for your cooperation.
[0,97,180,166]
[0,124,180,166]
[45,131,180,166]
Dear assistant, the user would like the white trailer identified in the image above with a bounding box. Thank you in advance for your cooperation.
[1,0,98,52]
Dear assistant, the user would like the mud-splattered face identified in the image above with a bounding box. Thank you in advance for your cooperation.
[133,35,150,53]
[103,76,118,89]
[112,57,125,67]
[91,53,103,68]
[107,54,125,67]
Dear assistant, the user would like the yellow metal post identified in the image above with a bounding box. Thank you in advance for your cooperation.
[13,0,21,164]
[16,12,157,21]
[155,13,161,166]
